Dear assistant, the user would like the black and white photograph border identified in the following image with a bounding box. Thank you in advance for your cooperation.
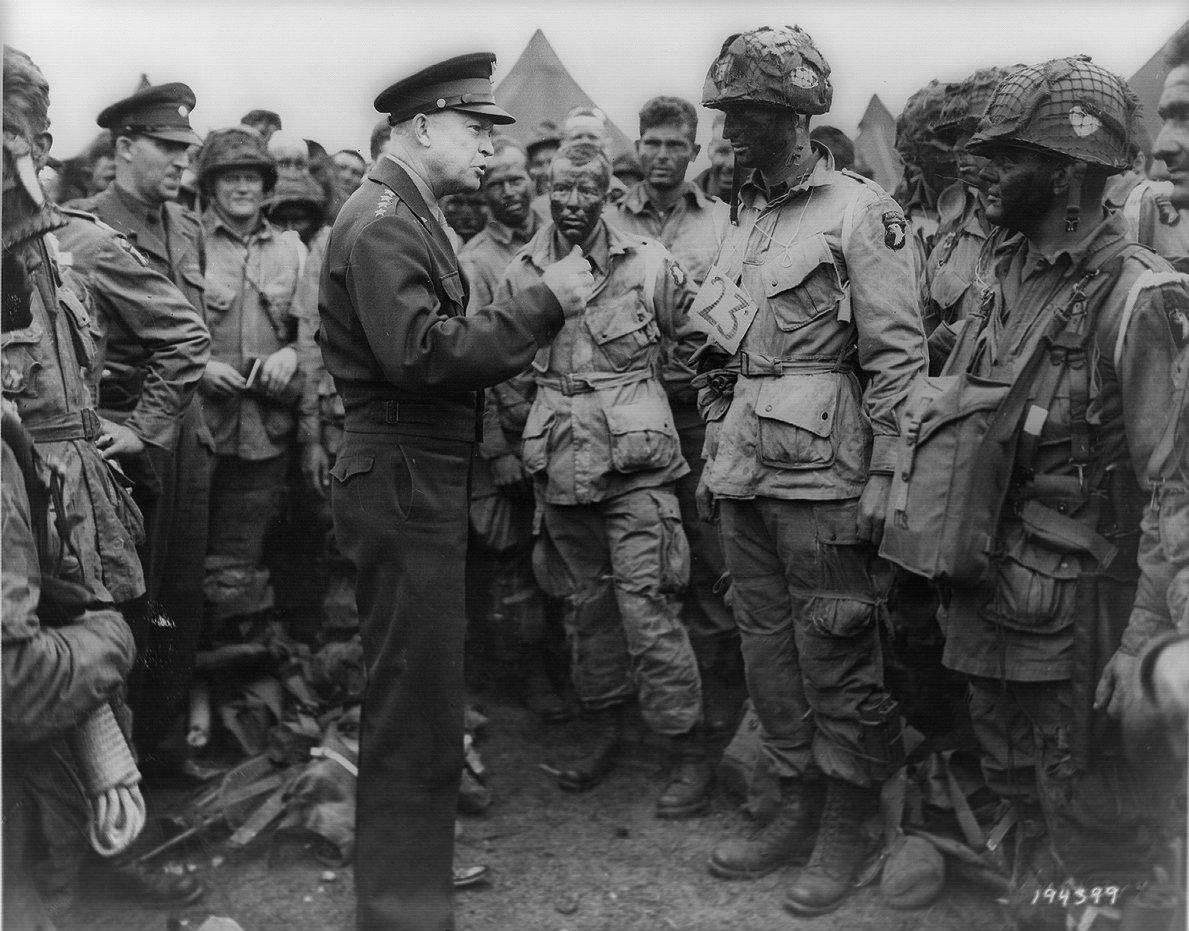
[4,2,1189,929]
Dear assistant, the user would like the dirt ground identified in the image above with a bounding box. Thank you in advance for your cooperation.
[63,697,1011,931]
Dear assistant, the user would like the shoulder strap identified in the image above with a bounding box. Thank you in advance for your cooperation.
[1113,269,1187,371]
[1121,179,1149,236]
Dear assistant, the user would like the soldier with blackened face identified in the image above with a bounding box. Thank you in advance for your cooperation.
[495,140,711,817]
[696,26,926,916]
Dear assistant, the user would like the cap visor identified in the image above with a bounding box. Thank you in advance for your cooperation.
[454,103,515,126]
[143,128,203,145]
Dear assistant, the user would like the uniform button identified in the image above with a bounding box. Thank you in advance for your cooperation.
[821,411,829,420]
[764,404,773,412]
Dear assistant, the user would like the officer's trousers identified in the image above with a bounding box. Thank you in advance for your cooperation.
[331,432,470,931]
[719,496,894,787]
[542,485,702,736]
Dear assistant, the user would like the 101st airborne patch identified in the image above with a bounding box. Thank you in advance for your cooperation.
[882,211,907,250]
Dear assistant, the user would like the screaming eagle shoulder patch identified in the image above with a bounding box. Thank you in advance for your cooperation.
[882,211,907,250]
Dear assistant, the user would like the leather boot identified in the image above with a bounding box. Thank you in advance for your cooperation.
[556,705,623,792]
[708,778,825,879]
[655,727,713,819]
[783,778,879,916]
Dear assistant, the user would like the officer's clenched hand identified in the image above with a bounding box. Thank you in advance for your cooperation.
[261,347,298,397]
[96,419,145,460]
[202,360,247,398]
[491,452,527,489]
[857,474,891,544]
[302,443,331,497]
[542,245,595,317]
[1094,650,1139,718]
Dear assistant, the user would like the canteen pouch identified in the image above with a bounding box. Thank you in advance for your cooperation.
[879,373,1011,582]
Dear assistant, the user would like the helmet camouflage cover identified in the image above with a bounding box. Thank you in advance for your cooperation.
[703,25,832,115]
[196,126,278,194]
[934,66,1020,145]
[895,80,951,159]
[967,55,1139,172]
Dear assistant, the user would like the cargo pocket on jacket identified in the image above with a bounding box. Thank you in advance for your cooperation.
[755,373,839,470]
[929,264,972,326]
[585,292,655,372]
[986,526,1080,634]
[605,396,679,473]
[653,491,690,593]
[1,319,46,400]
[763,233,843,332]
[520,403,553,476]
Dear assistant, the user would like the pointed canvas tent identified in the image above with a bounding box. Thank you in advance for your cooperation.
[495,29,633,157]
[853,94,902,194]
[1129,20,1188,148]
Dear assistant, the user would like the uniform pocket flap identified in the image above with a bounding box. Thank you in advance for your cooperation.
[204,288,233,313]
[440,271,465,306]
[585,294,650,345]
[330,455,375,482]
[929,265,972,311]
[754,374,838,438]
[1,317,45,349]
[764,233,835,298]
[604,397,676,436]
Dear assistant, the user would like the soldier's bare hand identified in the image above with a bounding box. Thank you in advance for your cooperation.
[202,360,247,398]
[261,347,298,396]
[491,452,527,489]
[542,245,595,317]
[857,474,891,544]
[302,443,331,497]
[1094,650,1139,718]
[695,474,717,522]
[96,419,145,460]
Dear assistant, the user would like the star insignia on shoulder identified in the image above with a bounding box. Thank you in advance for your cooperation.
[375,190,395,219]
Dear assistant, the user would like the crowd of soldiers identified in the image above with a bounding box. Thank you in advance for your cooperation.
[3,19,1189,931]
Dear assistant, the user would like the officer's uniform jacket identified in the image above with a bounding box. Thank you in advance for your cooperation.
[318,155,564,445]
[615,182,730,421]
[923,183,991,371]
[702,147,927,501]
[53,209,210,451]
[497,220,698,505]
[459,213,543,464]
[68,183,206,313]
[201,211,304,461]
[943,214,1188,681]
[1,231,145,603]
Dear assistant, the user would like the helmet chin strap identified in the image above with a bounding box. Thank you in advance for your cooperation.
[1063,168,1083,233]
[3,131,45,207]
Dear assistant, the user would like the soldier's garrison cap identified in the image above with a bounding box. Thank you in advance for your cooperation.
[97,82,202,145]
[374,53,514,126]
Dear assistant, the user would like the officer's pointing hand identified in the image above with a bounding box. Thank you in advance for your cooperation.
[542,245,595,318]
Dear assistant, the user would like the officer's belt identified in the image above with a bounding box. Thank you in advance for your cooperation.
[25,408,102,444]
[535,369,654,396]
[344,399,475,442]
[726,352,854,377]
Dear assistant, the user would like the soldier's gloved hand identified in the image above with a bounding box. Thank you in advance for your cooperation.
[1094,649,1140,718]
[857,474,892,544]
[491,452,527,489]
[202,360,248,398]
[542,245,595,318]
[302,442,330,497]
[96,419,145,460]
[695,473,717,522]
[261,347,298,397]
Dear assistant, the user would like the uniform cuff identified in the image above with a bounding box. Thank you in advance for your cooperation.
[869,435,898,474]
[518,282,565,345]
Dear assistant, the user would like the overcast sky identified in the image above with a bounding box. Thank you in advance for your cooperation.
[9,0,1187,163]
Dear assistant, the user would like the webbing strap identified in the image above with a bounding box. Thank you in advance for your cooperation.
[1019,499,1118,568]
